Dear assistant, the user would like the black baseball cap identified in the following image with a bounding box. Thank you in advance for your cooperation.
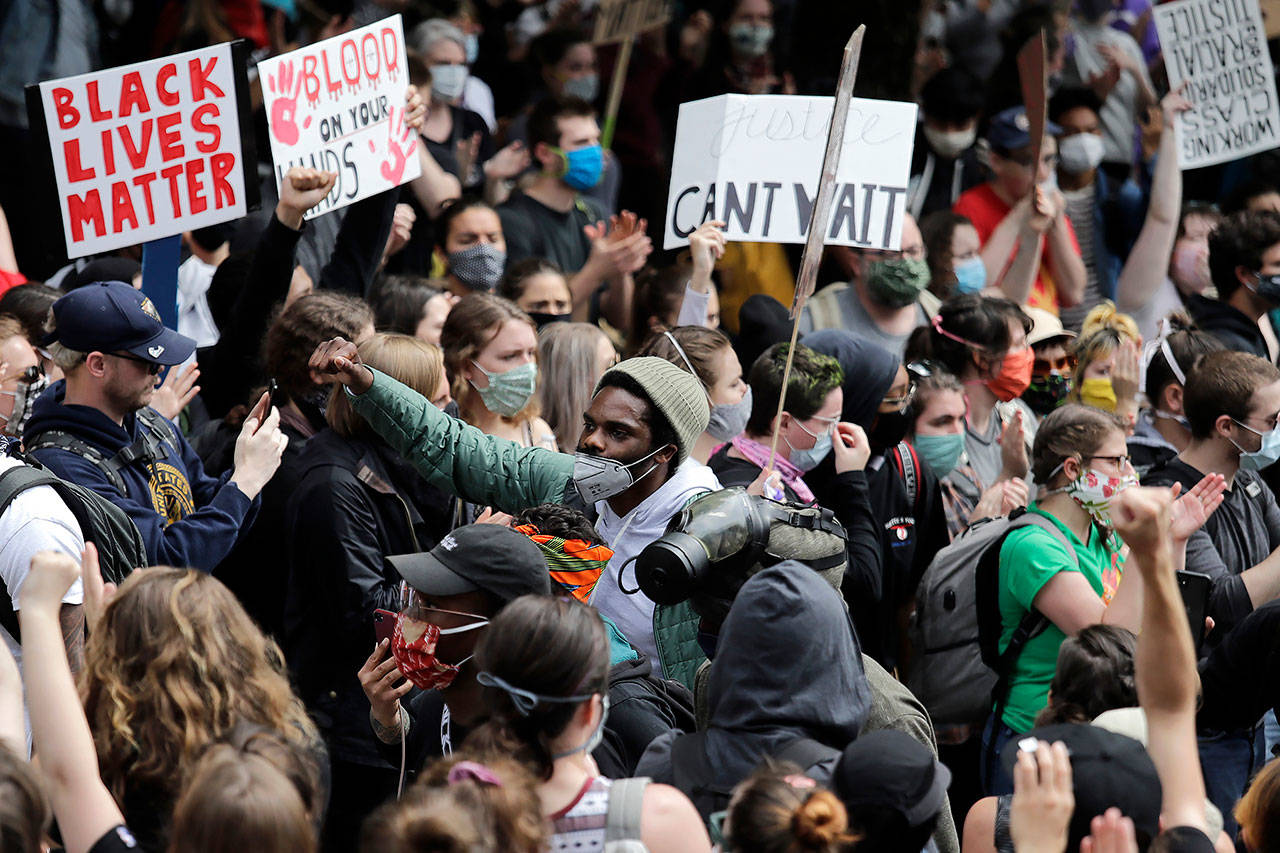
[834,730,951,827]
[389,525,551,603]
[1001,723,1162,848]
[44,281,195,366]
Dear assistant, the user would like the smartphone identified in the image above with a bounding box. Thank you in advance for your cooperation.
[373,608,397,646]
[1176,570,1212,653]
[267,377,280,410]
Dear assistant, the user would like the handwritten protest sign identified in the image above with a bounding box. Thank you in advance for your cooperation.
[257,15,420,220]
[593,0,672,45]
[30,42,254,259]
[1155,0,1280,168]
[664,94,917,251]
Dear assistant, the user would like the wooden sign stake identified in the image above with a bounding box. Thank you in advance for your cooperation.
[766,26,865,473]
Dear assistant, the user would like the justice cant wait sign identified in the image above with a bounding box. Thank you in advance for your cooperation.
[663,93,918,251]
[31,42,255,258]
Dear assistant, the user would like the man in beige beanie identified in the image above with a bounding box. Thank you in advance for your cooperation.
[310,339,720,670]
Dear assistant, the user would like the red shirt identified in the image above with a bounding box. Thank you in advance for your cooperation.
[953,183,1080,314]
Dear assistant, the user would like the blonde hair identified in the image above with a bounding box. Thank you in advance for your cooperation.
[360,754,547,853]
[169,740,317,853]
[327,333,445,437]
[1067,302,1142,405]
[537,322,612,450]
[1237,757,1280,851]
[1080,301,1141,343]
[440,293,540,425]
[725,762,858,853]
[81,568,319,822]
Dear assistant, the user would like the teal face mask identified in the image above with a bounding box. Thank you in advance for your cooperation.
[914,432,966,477]
[470,360,538,417]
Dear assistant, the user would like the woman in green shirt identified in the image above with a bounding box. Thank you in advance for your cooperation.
[981,403,1225,794]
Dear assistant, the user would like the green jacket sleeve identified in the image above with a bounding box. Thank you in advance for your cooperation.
[349,368,575,513]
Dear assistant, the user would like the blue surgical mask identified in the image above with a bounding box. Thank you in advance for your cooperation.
[914,432,966,477]
[706,387,752,442]
[953,255,987,294]
[469,360,537,417]
[785,419,833,472]
[553,144,604,191]
[562,73,599,102]
[1231,419,1280,471]
[463,33,479,64]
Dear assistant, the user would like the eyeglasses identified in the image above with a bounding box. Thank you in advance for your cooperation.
[1088,454,1133,470]
[795,414,839,439]
[109,352,163,375]
[882,382,917,411]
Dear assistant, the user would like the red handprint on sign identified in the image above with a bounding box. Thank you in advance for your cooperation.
[266,60,312,145]
[378,106,414,185]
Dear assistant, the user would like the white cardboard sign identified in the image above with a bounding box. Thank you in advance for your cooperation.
[1155,0,1280,169]
[663,94,918,251]
[257,14,420,219]
[37,42,248,258]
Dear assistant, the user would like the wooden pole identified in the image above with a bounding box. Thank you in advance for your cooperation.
[601,35,633,151]
[766,26,866,472]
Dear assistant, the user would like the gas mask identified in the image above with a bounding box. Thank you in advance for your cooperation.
[634,488,847,631]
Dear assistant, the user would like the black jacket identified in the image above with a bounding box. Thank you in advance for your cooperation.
[283,429,454,767]
[1186,294,1271,361]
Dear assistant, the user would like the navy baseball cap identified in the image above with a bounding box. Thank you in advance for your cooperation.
[44,281,195,366]
[389,525,552,604]
[987,106,1062,153]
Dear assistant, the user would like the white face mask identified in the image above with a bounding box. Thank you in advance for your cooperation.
[431,63,469,101]
[1057,133,1105,175]
[922,124,977,159]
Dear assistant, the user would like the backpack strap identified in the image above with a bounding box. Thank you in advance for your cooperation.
[0,465,81,641]
[26,409,179,497]
[772,737,838,772]
[982,510,1082,781]
[25,430,125,493]
[893,441,921,515]
[604,777,650,845]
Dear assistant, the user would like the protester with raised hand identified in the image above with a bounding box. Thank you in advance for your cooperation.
[1109,484,1226,851]
[15,549,124,853]
[312,335,717,671]
[1116,89,1194,341]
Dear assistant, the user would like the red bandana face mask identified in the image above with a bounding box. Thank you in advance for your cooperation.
[391,612,488,691]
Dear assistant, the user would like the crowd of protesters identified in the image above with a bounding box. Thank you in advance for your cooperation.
[6,0,1280,852]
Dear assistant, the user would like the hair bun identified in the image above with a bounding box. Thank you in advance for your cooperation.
[790,790,850,848]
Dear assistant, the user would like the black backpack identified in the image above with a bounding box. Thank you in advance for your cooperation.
[0,456,147,639]
[669,731,839,822]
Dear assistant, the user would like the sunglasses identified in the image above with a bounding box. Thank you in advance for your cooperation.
[110,352,163,375]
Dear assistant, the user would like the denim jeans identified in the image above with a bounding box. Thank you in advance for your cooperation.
[1199,727,1258,845]
[980,714,1020,796]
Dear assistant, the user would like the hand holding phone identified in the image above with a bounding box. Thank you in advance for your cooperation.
[1176,570,1212,654]
[373,608,397,646]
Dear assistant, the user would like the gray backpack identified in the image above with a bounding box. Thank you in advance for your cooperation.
[604,777,650,852]
[907,509,1076,728]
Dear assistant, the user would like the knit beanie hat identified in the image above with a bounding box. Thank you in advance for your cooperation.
[597,357,710,466]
